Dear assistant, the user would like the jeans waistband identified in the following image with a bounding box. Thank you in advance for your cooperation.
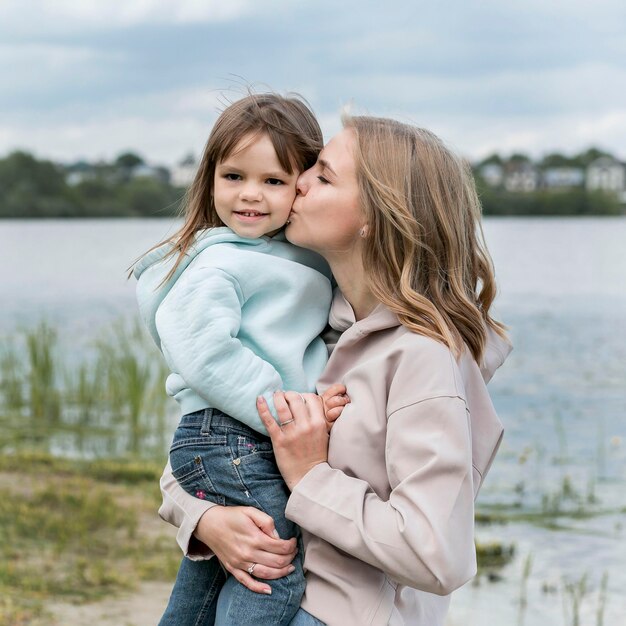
[179,408,270,442]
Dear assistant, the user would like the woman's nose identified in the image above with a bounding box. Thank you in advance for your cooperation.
[296,170,310,196]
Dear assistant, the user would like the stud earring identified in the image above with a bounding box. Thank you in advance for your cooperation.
[359,226,368,238]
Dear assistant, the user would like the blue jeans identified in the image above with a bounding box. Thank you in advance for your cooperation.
[160,408,306,626]
[215,575,325,625]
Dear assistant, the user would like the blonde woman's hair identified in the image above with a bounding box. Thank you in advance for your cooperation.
[139,92,322,281]
[345,115,506,362]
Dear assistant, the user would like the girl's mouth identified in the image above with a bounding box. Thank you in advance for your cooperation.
[233,211,268,222]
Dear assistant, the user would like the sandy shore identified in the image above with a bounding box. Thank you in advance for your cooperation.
[45,581,173,626]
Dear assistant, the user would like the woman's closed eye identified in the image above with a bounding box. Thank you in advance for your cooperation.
[317,175,330,184]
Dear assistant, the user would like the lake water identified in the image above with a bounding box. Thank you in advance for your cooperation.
[1,217,626,625]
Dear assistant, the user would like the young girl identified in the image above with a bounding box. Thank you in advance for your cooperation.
[134,94,348,626]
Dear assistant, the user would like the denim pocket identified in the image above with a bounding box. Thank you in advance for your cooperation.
[234,434,274,460]
[169,455,225,506]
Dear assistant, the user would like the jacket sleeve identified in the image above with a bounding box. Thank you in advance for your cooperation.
[158,459,217,559]
[155,264,283,434]
[285,396,477,595]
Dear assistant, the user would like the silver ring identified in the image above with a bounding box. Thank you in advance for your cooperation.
[279,418,295,427]
[247,563,257,575]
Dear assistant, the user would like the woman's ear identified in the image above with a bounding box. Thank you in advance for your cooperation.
[359,225,369,238]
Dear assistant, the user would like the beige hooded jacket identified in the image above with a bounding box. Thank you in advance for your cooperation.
[158,290,512,625]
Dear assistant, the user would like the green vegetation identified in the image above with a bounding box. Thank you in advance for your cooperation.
[477,182,622,217]
[0,451,180,625]
[0,320,174,459]
[475,540,515,572]
[479,147,614,170]
[0,319,181,623]
[0,151,183,218]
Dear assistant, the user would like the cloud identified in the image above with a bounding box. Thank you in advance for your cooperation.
[1,0,625,162]
[0,0,255,35]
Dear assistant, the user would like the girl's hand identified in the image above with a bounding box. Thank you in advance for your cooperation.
[257,391,329,491]
[194,505,298,595]
[320,383,350,430]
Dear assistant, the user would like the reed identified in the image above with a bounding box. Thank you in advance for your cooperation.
[0,318,176,460]
[26,322,61,425]
[0,339,24,413]
[516,552,533,626]
[95,319,173,457]
[596,571,609,626]
[562,572,588,626]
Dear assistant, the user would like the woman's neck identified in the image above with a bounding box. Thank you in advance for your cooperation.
[327,253,379,321]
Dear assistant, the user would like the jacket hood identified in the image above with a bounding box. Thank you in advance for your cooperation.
[134,227,286,346]
[329,289,512,382]
[133,227,286,280]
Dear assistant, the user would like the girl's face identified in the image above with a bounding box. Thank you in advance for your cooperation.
[213,132,298,239]
[286,129,364,256]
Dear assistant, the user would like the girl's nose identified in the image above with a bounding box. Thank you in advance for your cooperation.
[239,184,262,202]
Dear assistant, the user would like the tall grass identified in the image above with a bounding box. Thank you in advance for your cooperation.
[0,319,176,460]
[26,323,61,424]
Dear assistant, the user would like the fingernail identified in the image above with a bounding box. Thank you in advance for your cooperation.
[273,530,280,539]
[264,588,272,595]
[287,565,296,573]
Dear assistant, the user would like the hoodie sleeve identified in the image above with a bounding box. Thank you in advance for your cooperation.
[158,459,217,559]
[285,395,477,595]
[155,263,282,434]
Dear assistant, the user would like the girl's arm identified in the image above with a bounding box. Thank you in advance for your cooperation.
[159,460,299,594]
[156,265,284,434]
[258,392,476,596]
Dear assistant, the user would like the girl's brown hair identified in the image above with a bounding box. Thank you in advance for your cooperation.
[345,115,506,362]
[144,93,322,280]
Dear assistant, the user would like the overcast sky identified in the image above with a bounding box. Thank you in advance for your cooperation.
[1,0,624,166]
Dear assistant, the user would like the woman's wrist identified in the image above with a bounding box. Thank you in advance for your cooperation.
[286,461,327,491]
[193,504,224,546]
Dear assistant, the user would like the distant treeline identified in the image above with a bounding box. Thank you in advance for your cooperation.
[476,180,622,216]
[0,151,183,218]
[0,149,623,218]
[475,146,624,216]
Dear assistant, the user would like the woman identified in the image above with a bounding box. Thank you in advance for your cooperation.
[158,115,511,625]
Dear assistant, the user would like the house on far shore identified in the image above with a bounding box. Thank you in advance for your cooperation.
[171,154,197,188]
[542,167,585,189]
[504,162,539,192]
[586,157,626,202]
[131,164,171,184]
[65,161,96,186]
[479,163,504,187]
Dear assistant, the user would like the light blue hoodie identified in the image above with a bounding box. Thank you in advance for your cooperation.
[134,227,332,435]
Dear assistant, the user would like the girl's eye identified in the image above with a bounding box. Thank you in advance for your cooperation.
[224,173,241,181]
[266,178,284,186]
[317,175,330,184]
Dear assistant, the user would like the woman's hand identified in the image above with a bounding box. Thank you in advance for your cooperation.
[194,505,298,595]
[257,391,330,491]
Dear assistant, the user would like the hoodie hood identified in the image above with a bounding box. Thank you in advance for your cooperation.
[134,227,286,347]
[328,288,512,383]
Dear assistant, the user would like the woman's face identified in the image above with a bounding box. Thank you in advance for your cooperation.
[286,128,364,256]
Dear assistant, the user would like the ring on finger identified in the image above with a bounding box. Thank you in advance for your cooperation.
[279,418,295,427]
[247,563,257,575]
[297,393,306,404]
